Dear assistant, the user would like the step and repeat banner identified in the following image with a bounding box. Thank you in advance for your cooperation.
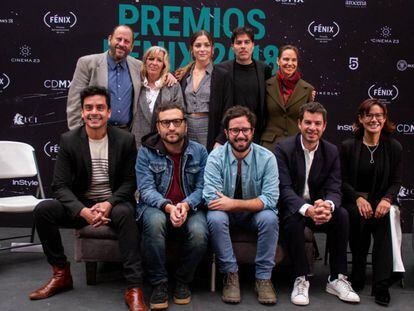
[1,0,413,230]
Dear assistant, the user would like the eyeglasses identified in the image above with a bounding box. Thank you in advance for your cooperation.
[228,127,253,136]
[363,113,385,121]
[158,118,185,128]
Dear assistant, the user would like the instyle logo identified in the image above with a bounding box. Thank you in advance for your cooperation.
[13,113,38,126]
[43,11,77,34]
[368,84,399,103]
[308,21,340,43]
[11,45,41,63]
[370,26,399,44]
[0,73,10,91]
[396,124,414,135]
[345,0,367,8]
[44,141,60,160]
[396,60,414,71]
[349,57,359,70]
[337,124,353,132]
[274,0,305,5]
[44,79,72,90]
[12,179,39,187]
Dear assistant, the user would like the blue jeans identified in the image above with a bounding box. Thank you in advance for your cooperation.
[207,210,279,279]
[141,207,209,285]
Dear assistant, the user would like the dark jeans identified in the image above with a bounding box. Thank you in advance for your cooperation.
[141,207,208,285]
[34,199,143,288]
[282,207,349,279]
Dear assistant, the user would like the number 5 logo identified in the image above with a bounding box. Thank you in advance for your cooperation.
[349,57,359,70]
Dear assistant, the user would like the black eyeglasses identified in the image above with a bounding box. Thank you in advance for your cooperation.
[363,113,385,121]
[228,127,253,136]
[158,118,185,128]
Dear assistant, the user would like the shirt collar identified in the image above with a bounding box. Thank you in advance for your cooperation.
[107,52,127,70]
[143,76,164,90]
[300,135,319,154]
[189,62,214,76]
[226,142,254,166]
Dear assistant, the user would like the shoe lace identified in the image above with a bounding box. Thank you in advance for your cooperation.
[295,278,307,295]
[336,276,354,293]
[226,273,238,286]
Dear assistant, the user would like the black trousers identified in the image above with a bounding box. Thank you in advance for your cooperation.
[282,207,349,279]
[345,203,393,286]
[33,199,143,288]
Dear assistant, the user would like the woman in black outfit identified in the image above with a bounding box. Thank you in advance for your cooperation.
[340,98,403,306]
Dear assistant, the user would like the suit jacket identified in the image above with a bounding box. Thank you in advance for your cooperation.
[52,126,137,218]
[275,134,342,219]
[66,52,142,130]
[340,136,402,206]
[131,83,183,148]
[215,59,272,142]
[261,76,314,151]
[180,64,233,152]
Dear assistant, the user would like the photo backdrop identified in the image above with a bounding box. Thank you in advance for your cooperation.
[1,0,413,231]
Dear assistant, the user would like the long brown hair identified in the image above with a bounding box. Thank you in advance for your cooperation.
[353,98,395,138]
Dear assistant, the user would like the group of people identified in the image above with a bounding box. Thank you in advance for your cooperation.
[28,24,404,311]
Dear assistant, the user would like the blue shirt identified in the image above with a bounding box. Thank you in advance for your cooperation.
[107,54,133,125]
[203,142,279,213]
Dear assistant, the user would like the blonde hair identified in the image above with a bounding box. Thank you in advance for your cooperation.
[141,46,170,86]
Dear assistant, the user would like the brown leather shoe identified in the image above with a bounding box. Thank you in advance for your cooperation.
[124,288,148,311]
[29,262,73,300]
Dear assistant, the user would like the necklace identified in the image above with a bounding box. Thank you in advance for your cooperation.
[363,141,379,164]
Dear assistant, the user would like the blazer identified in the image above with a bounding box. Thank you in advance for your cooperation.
[275,134,342,219]
[67,52,142,130]
[180,64,233,152]
[215,59,272,142]
[131,83,183,148]
[340,136,402,206]
[261,76,314,151]
[52,126,137,218]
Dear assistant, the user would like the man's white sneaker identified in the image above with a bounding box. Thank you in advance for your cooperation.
[326,274,360,303]
[291,276,310,306]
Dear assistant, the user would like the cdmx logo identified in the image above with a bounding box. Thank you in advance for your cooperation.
[308,21,340,43]
[44,79,72,90]
[43,141,60,160]
[368,84,399,103]
[396,124,414,135]
[0,73,11,91]
[43,11,77,33]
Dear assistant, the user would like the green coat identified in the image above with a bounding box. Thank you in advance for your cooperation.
[261,76,314,152]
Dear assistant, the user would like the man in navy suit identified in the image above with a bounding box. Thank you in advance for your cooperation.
[275,102,360,306]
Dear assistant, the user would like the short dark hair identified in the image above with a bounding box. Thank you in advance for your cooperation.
[278,44,300,59]
[298,102,327,123]
[222,105,257,129]
[111,24,134,38]
[353,98,395,138]
[231,26,255,44]
[155,102,186,120]
[80,86,111,109]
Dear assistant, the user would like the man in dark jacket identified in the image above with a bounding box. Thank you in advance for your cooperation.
[30,86,147,311]
[136,102,209,310]
[275,102,360,306]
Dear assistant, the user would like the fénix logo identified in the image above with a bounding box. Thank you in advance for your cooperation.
[43,11,77,33]
[44,141,60,159]
[308,21,340,43]
[0,73,10,91]
[368,84,399,103]
[44,79,72,90]
[12,179,39,187]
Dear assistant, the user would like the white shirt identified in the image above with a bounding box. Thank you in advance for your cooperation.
[298,136,335,216]
[143,77,163,113]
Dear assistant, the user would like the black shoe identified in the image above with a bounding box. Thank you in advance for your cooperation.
[373,283,390,307]
[150,282,168,310]
[173,281,191,305]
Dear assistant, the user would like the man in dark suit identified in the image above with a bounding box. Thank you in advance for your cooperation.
[215,26,272,145]
[275,102,359,306]
[30,86,147,310]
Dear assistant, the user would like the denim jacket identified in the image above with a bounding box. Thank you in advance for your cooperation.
[203,142,279,213]
[136,133,208,219]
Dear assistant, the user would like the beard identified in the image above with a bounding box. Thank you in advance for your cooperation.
[229,136,252,153]
[162,131,185,145]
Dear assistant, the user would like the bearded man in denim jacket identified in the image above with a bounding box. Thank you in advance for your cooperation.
[136,102,208,310]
